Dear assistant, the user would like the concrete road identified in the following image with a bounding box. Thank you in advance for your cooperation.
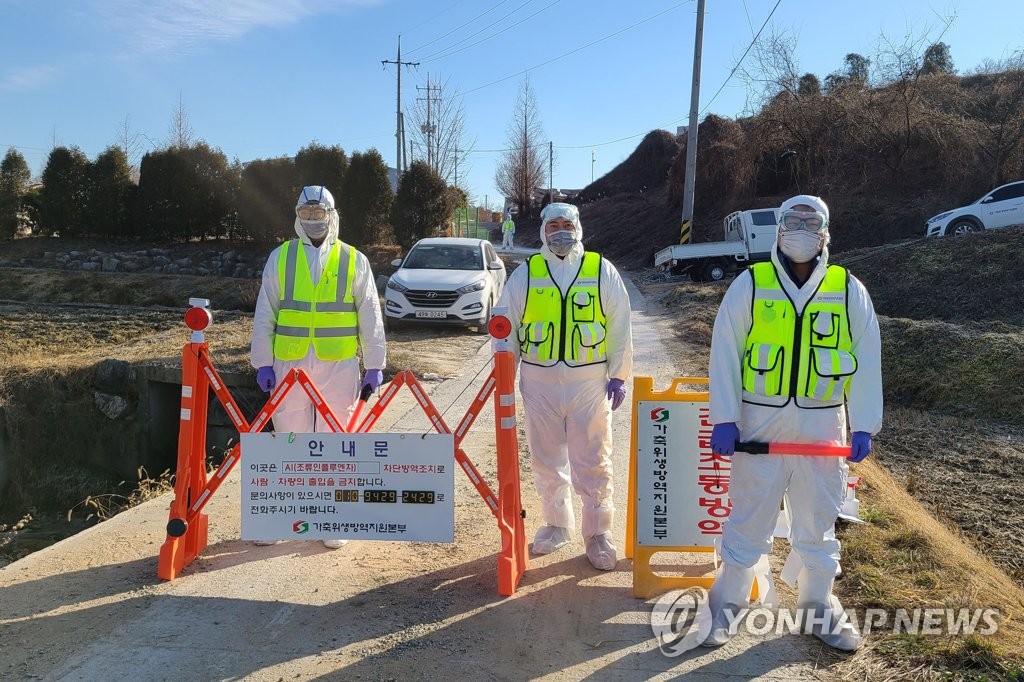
[0,275,840,681]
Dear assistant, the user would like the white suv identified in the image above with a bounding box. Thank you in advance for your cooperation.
[925,180,1024,237]
[384,237,506,333]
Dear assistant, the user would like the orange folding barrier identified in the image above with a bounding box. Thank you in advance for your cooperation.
[157,299,527,595]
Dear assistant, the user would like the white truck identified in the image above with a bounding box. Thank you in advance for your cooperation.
[653,208,780,281]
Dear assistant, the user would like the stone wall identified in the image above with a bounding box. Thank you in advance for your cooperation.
[10,247,265,278]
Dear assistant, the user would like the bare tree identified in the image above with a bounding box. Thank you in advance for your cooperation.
[167,92,194,149]
[114,115,152,182]
[495,76,548,217]
[407,74,474,189]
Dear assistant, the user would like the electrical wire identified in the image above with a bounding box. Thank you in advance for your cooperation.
[698,0,782,115]
[553,0,784,150]
[419,0,559,64]
[460,0,693,96]
[406,0,514,55]
[402,0,465,34]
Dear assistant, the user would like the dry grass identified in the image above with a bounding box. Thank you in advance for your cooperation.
[834,459,1024,679]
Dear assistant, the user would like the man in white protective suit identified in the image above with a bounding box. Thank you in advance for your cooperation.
[704,194,882,650]
[495,202,633,571]
[251,185,387,549]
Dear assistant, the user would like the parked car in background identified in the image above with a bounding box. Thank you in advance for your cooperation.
[925,180,1024,237]
[384,237,506,333]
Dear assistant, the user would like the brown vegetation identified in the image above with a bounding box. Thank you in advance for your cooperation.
[576,50,1024,269]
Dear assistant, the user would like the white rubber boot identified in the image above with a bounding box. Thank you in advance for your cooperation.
[701,563,755,647]
[796,569,862,651]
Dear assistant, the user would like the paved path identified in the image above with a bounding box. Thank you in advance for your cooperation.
[0,275,837,681]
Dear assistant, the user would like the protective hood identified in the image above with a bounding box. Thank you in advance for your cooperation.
[778,193,831,251]
[539,202,584,258]
[293,185,340,245]
[779,194,829,221]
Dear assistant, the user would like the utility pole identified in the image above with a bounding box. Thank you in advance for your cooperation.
[680,0,705,245]
[382,36,418,182]
[549,141,553,204]
[400,112,408,173]
[416,76,441,173]
[591,149,595,183]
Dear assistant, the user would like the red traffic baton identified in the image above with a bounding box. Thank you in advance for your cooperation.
[346,383,375,432]
[736,441,851,457]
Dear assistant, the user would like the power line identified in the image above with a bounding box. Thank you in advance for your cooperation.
[556,0,782,150]
[698,0,782,115]
[402,0,465,34]
[405,0,513,55]
[420,0,559,64]
[461,1,693,96]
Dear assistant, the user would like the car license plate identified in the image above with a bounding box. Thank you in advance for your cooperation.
[415,311,447,319]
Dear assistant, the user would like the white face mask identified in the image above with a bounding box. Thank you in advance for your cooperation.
[301,220,329,241]
[546,229,577,257]
[778,230,822,263]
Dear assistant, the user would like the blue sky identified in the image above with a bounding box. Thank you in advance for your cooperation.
[1,0,1022,212]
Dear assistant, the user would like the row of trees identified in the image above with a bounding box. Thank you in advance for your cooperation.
[0,141,461,248]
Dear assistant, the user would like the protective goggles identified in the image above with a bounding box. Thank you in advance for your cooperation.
[296,205,330,221]
[779,210,828,233]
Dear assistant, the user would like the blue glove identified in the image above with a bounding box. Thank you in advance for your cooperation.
[606,378,626,411]
[362,368,384,393]
[256,365,276,393]
[710,422,739,456]
[848,431,872,463]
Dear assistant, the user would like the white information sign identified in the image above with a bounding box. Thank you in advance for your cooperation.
[635,400,732,547]
[241,433,455,543]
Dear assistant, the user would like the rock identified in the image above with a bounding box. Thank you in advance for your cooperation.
[69,250,82,257]
[102,257,120,272]
[93,359,136,393]
[94,391,129,420]
[80,262,99,271]
[122,262,141,273]
[221,250,237,262]
[196,267,209,276]
[163,263,180,274]
[173,257,192,268]
[153,255,171,266]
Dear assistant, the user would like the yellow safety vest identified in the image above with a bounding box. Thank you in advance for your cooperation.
[273,239,359,362]
[519,252,607,367]
[742,262,857,407]
[503,220,514,233]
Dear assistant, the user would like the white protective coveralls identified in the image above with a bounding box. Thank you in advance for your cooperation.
[495,204,633,541]
[250,191,387,433]
[707,200,882,648]
[501,217,516,249]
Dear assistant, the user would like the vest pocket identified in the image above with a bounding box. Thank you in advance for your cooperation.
[809,311,840,348]
[571,322,606,364]
[520,321,555,361]
[571,291,596,323]
[743,343,785,396]
[806,347,858,401]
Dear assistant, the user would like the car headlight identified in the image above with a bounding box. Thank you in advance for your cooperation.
[386,279,408,292]
[927,211,953,223]
[456,280,486,294]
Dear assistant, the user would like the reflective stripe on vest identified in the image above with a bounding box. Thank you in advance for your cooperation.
[742,262,856,407]
[519,252,607,367]
[273,239,359,361]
